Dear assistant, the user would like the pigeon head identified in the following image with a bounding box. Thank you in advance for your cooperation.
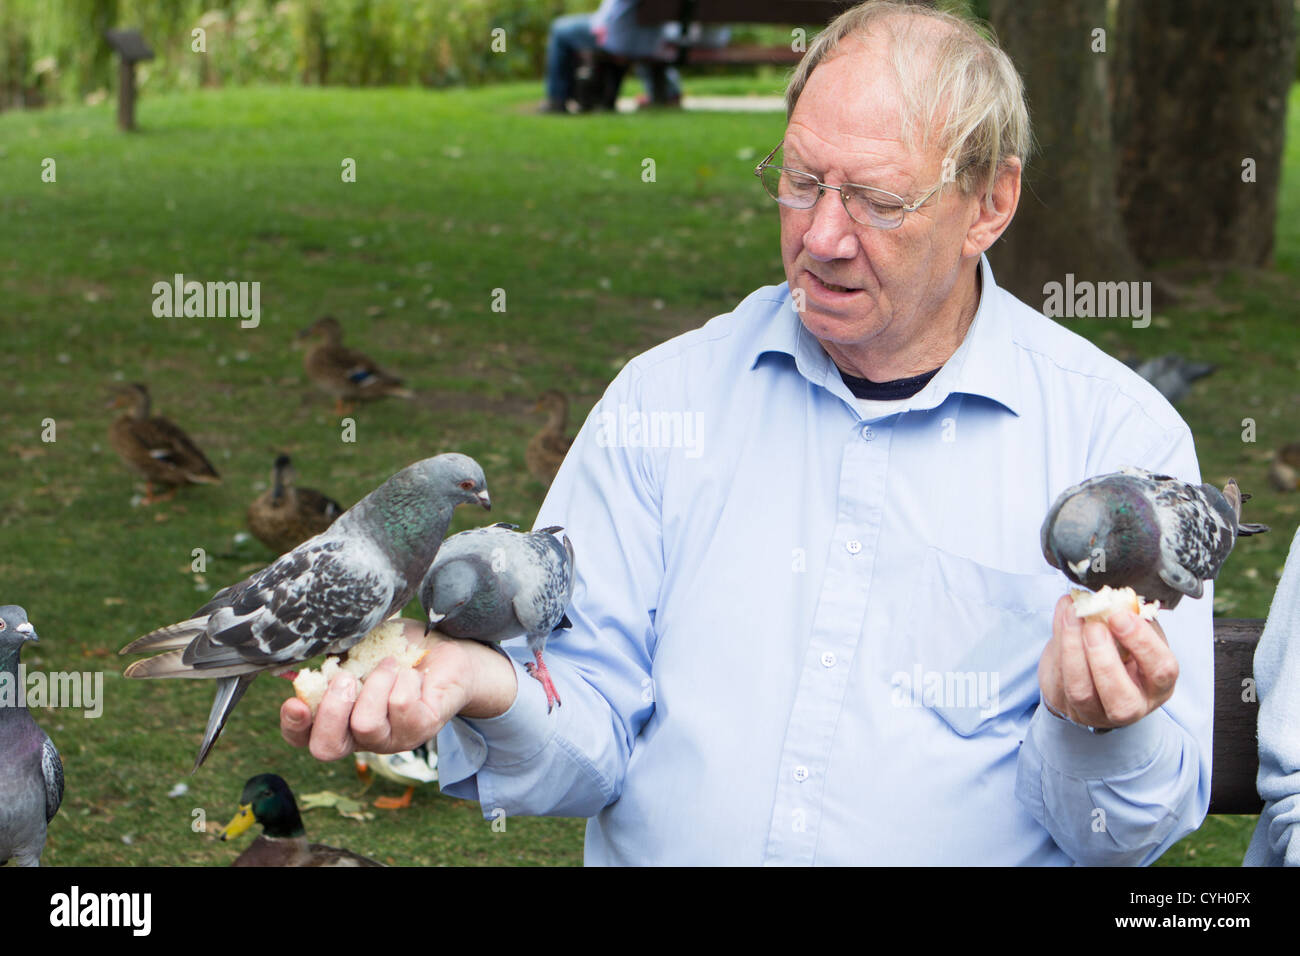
[421,559,482,634]
[1042,477,1160,589]
[222,773,305,841]
[413,453,491,512]
[0,605,38,648]
[0,605,38,676]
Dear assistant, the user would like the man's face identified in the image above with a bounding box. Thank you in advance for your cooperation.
[780,38,980,364]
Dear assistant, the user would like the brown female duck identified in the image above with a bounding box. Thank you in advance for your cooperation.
[526,390,574,486]
[296,316,413,416]
[246,454,343,554]
[107,383,221,504]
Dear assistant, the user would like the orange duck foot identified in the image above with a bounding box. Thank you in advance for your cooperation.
[374,786,415,810]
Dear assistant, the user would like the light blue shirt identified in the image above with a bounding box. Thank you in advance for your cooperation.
[438,255,1213,865]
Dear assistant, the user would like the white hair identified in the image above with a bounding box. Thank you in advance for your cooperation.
[785,1,1031,204]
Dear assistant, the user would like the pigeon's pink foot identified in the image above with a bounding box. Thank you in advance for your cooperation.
[525,651,562,713]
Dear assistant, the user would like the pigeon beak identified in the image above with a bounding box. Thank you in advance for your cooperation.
[220,804,255,841]
[15,622,37,643]
[1067,558,1092,577]
[425,611,445,636]
[477,490,491,511]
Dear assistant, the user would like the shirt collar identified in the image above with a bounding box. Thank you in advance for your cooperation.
[749,255,1023,417]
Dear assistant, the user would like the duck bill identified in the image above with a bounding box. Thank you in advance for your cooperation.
[221,804,255,841]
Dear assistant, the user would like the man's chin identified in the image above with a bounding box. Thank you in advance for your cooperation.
[795,303,883,350]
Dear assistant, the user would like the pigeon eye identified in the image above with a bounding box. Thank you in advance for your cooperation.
[0,620,6,631]
[459,480,474,490]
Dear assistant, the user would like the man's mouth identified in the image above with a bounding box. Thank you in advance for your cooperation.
[806,271,861,296]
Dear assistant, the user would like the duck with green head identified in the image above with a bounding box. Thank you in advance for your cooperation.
[221,773,383,867]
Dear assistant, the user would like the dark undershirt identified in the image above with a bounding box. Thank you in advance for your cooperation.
[839,366,941,400]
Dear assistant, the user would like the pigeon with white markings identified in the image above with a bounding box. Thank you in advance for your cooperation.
[121,454,491,771]
[0,606,63,866]
[1041,466,1268,609]
[420,524,574,712]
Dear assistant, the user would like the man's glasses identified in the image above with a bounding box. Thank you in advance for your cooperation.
[754,143,966,230]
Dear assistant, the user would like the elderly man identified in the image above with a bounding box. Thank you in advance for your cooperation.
[282,1,1211,865]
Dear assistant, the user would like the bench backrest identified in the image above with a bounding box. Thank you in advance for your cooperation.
[637,0,857,26]
[1211,619,1263,815]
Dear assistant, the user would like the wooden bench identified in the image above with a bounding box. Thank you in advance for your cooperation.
[1210,618,1264,815]
[575,0,855,110]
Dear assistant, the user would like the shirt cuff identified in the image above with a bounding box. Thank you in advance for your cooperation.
[436,652,558,799]
[1030,701,1168,777]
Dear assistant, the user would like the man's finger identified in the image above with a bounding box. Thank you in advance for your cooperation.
[310,671,359,762]
[1058,604,1096,718]
[1083,615,1147,726]
[351,658,399,748]
[1109,611,1179,699]
[280,696,313,748]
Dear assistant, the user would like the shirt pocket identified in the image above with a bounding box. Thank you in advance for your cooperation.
[893,546,1066,737]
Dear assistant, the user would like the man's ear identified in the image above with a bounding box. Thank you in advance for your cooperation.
[962,157,1022,258]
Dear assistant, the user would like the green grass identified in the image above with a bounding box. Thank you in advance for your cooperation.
[0,76,1296,866]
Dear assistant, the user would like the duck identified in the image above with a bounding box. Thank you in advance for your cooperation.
[355,741,438,810]
[107,383,221,504]
[1269,443,1300,492]
[246,454,344,554]
[220,773,384,867]
[525,390,574,486]
[296,316,414,416]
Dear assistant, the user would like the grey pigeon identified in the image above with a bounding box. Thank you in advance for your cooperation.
[121,453,491,771]
[1123,354,1216,405]
[0,606,63,866]
[1041,466,1268,609]
[420,523,574,712]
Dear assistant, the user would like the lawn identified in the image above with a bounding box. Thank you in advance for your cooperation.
[0,75,1295,866]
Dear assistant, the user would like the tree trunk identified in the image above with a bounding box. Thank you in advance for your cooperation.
[987,0,1144,306]
[1113,0,1294,267]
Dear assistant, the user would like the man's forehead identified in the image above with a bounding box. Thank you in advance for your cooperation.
[784,31,951,184]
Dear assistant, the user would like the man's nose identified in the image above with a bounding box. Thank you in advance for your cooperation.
[802,189,860,262]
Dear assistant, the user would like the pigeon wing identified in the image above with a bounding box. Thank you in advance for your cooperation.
[41,736,63,824]
[184,538,397,670]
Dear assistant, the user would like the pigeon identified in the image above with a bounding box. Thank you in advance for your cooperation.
[1122,354,1216,405]
[1041,466,1269,609]
[121,453,491,771]
[0,606,63,866]
[420,523,574,712]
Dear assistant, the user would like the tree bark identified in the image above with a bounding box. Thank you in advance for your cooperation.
[987,0,1144,306]
[1113,0,1295,267]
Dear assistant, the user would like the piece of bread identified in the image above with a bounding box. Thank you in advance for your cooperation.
[292,619,427,715]
[1069,586,1161,623]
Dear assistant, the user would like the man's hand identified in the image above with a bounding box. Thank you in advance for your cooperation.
[1038,595,1179,730]
[280,618,519,761]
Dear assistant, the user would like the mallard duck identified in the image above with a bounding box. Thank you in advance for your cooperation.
[296,316,414,416]
[246,454,344,554]
[355,741,438,810]
[107,383,221,504]
[526,390,573,486]
[221,773,383,867]
[1269,443,1300,492]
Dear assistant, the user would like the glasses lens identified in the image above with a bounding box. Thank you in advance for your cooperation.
[762,166,819,207]
[844,186,905,229]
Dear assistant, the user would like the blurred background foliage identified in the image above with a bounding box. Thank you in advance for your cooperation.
[0,0,807,109]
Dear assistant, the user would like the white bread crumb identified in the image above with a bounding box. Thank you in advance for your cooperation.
[1069,586,1161,624]
[292,619,427,715]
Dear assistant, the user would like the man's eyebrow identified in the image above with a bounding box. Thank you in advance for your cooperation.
[781,145,913,193]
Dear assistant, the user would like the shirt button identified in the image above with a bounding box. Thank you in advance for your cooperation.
[821,651,836,668]
[846,539,862,555]
[860,424,874,441]
[793,765,809,782]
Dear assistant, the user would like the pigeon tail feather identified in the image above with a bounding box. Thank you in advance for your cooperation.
[192,674,255,773]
